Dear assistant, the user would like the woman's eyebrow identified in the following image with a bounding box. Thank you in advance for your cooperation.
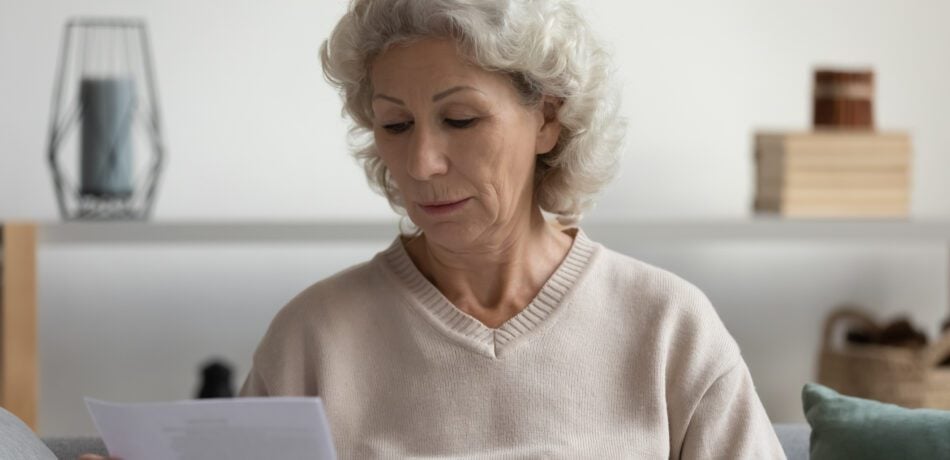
[373,94,405,106]
[432,85,482,101]
[372,86,484,105]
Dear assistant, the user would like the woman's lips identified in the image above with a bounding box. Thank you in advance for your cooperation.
[417,197,471,215]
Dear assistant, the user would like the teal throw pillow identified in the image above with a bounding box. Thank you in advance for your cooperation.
[802,383,950,460]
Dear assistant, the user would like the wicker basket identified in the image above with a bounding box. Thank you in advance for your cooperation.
[817,307,950,409]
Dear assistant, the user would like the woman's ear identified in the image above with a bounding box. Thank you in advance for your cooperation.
[535,96,562,155]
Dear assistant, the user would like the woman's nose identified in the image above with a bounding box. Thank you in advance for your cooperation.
[406,123,449,181]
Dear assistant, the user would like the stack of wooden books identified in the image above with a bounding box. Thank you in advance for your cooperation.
[754,131,912,217]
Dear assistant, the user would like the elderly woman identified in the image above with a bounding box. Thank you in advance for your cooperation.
[240,0,786,458]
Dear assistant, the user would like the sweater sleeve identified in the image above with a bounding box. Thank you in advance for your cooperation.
[678,359,786,460]
[239,366,269,397]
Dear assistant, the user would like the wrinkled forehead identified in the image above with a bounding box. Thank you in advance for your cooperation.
[370,39,512,100]
[371,38,478,81]
[368,37,536,107]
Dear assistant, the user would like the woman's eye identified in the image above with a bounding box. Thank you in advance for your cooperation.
[383,121,413,133]
[445,118,477,129]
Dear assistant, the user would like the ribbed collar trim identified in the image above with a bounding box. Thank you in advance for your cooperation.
[379,227,598,358]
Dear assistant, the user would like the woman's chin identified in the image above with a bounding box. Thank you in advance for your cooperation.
[411,217,482,248]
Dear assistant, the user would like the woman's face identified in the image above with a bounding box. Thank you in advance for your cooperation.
[370,38,560,248]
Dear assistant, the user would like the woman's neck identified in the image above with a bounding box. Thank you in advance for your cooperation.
[404,208,574,328]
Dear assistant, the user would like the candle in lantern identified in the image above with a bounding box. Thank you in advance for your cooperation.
[80,76,135,197]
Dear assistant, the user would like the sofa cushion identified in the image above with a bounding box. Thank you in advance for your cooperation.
[0,407,55,460]
[803,382,950,459]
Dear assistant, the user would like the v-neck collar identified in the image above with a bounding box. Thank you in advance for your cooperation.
[378,227,598,359]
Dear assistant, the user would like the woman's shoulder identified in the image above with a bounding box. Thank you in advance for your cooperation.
[591,243,742,368]
[244,254,391,394]
[594,245,714,312]
[261,244,405,346]
[265,254,387,330]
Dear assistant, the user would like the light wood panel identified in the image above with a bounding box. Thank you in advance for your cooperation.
[0,223,38,430]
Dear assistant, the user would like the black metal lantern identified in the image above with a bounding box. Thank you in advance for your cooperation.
[47,18,165,220]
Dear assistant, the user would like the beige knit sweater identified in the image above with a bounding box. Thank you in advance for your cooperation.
[240,229,786,459]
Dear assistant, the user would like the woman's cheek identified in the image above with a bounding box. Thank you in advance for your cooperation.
[375,141,401,170]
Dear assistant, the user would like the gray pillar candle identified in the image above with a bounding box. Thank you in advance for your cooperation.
[80,77,135,198]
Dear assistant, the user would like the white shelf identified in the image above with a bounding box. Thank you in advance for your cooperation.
[585,219,950,242]
[39,220,401,244]
[35,218,950,244]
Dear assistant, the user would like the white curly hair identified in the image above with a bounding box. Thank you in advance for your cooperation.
[320,0,625,225]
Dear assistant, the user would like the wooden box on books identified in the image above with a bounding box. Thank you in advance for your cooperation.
[754,131,912,217]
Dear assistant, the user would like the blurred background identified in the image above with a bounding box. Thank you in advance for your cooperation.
[1,0,949,436]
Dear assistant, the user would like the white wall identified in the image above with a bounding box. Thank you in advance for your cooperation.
[3,0,949,219]
[2,0,949,436]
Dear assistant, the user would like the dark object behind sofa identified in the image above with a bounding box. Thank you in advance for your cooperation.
[196,359,235,399]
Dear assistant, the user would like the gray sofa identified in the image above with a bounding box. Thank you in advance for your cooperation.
[3,407,812,459]
[773,423,810,460]
[40,427,813,459]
